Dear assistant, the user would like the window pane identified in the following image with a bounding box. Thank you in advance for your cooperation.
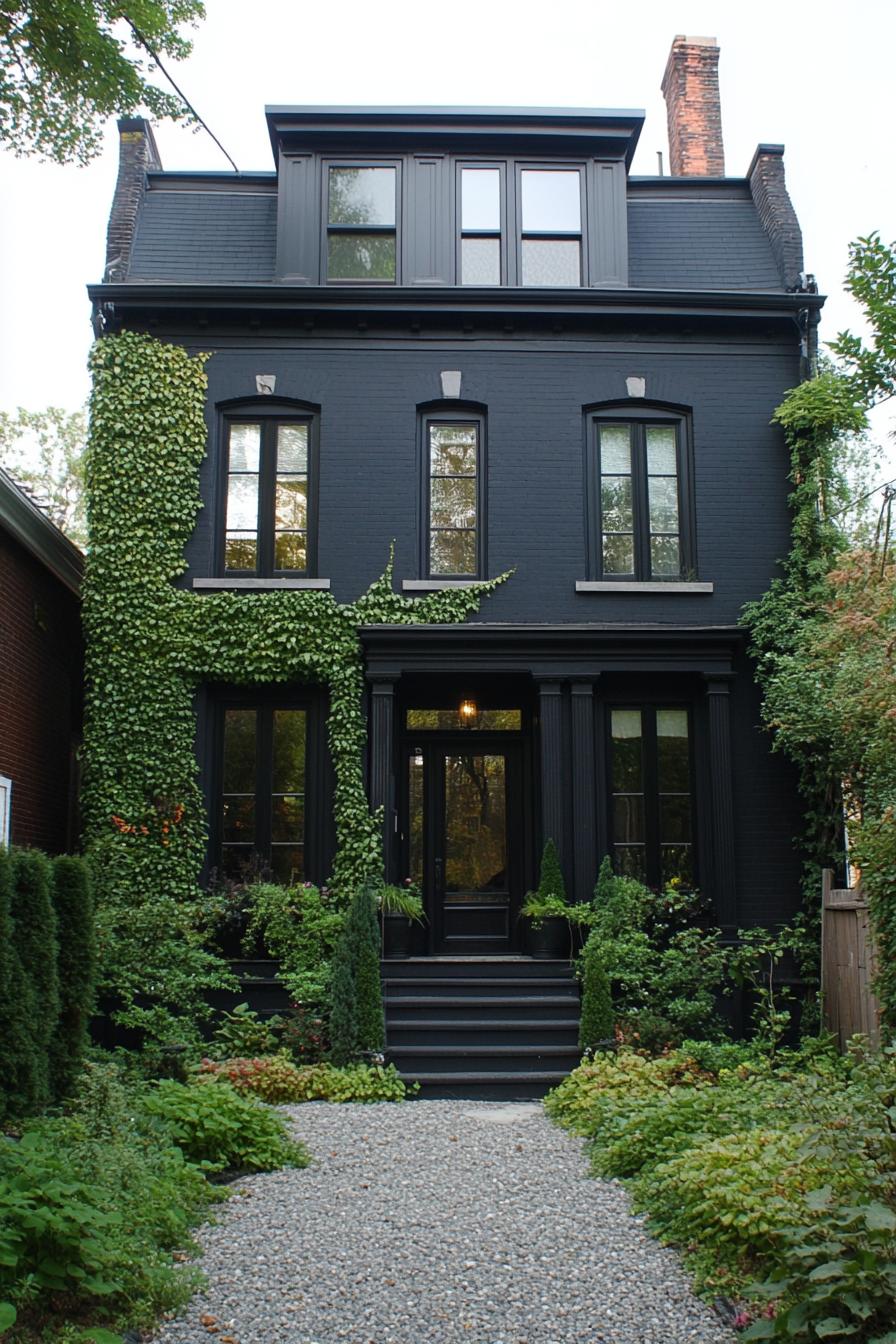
[222,796,254,844]
[461,237,500,286]
[521,238,581,286]
[659,794,692,843]
[275,532,306,570]
[657,710,690,790]
[462,168,500,230]
[328,167,395,225]
[431,529,477,575]
[611,709,643,789]
[601,477,633,531]
[650,534,681,577]
[222,846,253,879]
[407,709,521,731]
[647,426,677,475]
[603,532,634,575]
[613,794,645,843]
[328,233,396,280]
[271,846,303,883]
[431,476,477,529]
[226,473,258,532]
[661,844,693,888]
[430,425,477,475]
[615,845,647,881]
[444,754,507,894]
[225,535,257,570]
[520,170,581,231]
[275,478,307,529]
[600,426,631,474]
[277,425,308,473]
[223,709,256,793]
[229,424,260,472]
[272,709,306,793]
[271,795,305,842]
[408,752,424,887]
[648,476,679,532]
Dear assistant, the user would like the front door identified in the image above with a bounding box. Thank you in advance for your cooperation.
[406,741,524,954]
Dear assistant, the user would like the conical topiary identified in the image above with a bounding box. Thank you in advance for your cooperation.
[578,931,614,1051]
[328,883,385,1064]
[537,838,566,901]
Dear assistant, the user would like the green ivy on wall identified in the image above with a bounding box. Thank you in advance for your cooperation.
[83,331,506,1045]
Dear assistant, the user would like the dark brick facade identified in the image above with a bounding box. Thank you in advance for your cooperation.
[0,529,82,852]
[748,145,805,291]
[104,117,161,283]
[661,35,725,177]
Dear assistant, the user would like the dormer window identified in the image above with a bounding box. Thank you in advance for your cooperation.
[519,167,583,286]
[326,164,398,282]
[460,166,502,285]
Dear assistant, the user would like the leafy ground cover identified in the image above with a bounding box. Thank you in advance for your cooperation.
[546,1040,896,1342]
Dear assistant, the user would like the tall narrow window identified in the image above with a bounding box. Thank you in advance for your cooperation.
[460,167,501,285]
[424,418,483,578]
[591,412,693,580]
[327,165,397,281]
[223,415,315,576]
[519,168,582,286]
[609,706,693,888]
[220,707,307,882]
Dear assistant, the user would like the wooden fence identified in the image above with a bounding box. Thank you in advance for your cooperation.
[821,868,881,1048]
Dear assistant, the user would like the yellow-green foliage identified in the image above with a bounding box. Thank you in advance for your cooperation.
[83,331,506,1045]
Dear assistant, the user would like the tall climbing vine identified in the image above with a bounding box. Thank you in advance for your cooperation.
[742,233,896,1029]
[83,331,506,1045]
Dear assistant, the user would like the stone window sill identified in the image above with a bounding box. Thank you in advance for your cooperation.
[575,580,713,594]
[401,579,481,591]
[192,578,331,591]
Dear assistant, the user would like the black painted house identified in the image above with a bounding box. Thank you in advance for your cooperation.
[91,38,820,1080]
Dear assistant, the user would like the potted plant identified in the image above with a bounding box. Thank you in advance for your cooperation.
[378,880,425,959]
[521,839,578,959]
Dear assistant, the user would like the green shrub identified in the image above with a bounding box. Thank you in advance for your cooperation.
[143,1079,309,1174]
[544,1048,712,1136]
[198,1057,412,1103]
[329,884,384,1063]
[9,848,60,1113]
[48,855,97,1103]
[210,1001,280,1059]
[242,881,345,1007]
[0,1060,213,1336]
[578,931,614,1051]
[0,849,36,1124]
[587,855,728,1047]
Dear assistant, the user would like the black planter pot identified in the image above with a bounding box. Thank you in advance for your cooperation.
[382,913,414,959]
[525,915,569,960]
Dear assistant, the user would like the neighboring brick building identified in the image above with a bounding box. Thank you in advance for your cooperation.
[0,467,83,852]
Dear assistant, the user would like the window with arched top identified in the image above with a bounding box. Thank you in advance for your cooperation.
[585,402,696,582]
[218,397,320,577]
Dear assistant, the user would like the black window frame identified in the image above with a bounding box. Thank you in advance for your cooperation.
[419,407,487,581]
[515,160,586,288]
[586,402,696,581]
[217,398,320,579]
[605,701,697,891]
[455,160,507,287]
[212,691,326,886]
[322,158,401,285]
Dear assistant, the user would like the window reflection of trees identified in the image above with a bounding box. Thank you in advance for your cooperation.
[444,754,507,898]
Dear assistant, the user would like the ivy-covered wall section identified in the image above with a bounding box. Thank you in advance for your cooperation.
[83,331,504,1043]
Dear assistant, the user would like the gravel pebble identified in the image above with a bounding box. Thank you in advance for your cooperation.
[152,1100,734,1344]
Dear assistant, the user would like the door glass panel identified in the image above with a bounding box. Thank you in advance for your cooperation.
[444,754,508,900]
[408,751,424,887]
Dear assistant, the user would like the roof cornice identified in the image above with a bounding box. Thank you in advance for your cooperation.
[0,468,83,595]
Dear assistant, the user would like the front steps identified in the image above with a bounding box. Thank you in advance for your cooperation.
[383,957,581,1100]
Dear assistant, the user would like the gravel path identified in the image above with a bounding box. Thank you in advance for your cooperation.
[153,1100,734,1344]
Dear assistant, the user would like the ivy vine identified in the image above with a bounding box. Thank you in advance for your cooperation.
[83,330,506,1044]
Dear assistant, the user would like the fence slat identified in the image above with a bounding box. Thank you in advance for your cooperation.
[821,869,882,1049]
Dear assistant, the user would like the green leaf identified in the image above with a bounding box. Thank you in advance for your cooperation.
[815,1320,859,1339]
[0,1303,16,1334]
[79,1330,125,1344]
[808,1260,851,1282]
[740,1321,777,1341]
[863,1202,896,1232]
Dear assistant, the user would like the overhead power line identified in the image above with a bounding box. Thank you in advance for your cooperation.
[124,15,240,174]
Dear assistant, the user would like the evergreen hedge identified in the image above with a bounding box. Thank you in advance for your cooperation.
[0,848,37,1121]
[48,855,97,1102]
[9,849,59,1112]
[578,931,615,1051]
[328,884,384,1065]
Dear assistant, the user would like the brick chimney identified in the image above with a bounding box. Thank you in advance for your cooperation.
[104,117,161,282]
[661,35,725,177]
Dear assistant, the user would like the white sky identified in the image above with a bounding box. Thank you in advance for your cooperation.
[0,0,893,461]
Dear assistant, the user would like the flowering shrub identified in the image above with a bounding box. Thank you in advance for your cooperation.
[198,1057,412,1104]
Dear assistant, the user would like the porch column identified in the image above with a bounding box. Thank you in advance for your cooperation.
[570,680,598,903]
[369,675,399,880]
[536,678,566,875]
[704,674,737,929]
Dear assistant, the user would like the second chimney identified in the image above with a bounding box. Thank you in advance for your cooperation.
[661,35,725,177]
